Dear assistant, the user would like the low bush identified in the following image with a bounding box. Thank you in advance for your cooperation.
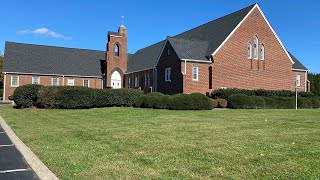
[261,97,277,109]
[217,99,228,108]
[133,95,146,107]
[13,84,44,108]
[190,93,213,110]
[227,94,255,109]
[211,99,218,109]
[273,97,295,109]
[37,87,143,109]
[154,95,169,109]
[37,86,60,108]
[142,92,164,108]
[0,89,3,97]
[310,97,320,108]
[212,88,315,99]
[95,88,143,107]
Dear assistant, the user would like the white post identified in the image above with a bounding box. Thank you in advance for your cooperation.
[295,80,298,110]
[295,87,298,110]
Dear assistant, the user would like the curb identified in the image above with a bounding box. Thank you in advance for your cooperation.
[0,115,59,180]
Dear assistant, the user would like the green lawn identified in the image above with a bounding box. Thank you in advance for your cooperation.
[0,106,319,179]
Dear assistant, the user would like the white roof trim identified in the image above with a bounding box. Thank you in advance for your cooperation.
[211,4,294,64]
[181,59,212,63]
[125,68,153,74]
[109,35,122,38]
[292,68,308,72]
[154,39,168,67]
[3,72,102,78]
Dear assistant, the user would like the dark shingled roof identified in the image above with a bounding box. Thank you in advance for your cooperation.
[126,4,255,73]
[289,52,308,71]
[3,42,106,77]
[126,40,165,73]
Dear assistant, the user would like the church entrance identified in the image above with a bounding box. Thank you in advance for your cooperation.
[111,71,121,89]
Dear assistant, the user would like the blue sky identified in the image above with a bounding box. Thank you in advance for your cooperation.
[1,0,319,72]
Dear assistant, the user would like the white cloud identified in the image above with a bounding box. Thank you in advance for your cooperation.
[18,28,72,40]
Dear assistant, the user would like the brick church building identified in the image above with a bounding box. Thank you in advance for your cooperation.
[2,3,308,100]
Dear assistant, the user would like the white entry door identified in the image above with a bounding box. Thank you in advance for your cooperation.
[111,71,121,89]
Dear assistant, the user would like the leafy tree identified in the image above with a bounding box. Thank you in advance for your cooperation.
[308,72,320,96]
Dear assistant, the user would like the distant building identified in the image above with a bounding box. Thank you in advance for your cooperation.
[2,3,308,100]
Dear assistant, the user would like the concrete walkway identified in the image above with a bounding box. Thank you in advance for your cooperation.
[0,125,39,180]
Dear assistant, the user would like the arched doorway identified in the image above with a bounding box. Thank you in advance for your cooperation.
[111,71,121,89]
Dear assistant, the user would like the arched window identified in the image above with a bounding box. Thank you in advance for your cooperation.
[253,36,258,59]
[247,43,252,59]
[260,44,265,60]
[114,44,120,57]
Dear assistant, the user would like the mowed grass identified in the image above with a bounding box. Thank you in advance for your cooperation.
[0,106,319,179]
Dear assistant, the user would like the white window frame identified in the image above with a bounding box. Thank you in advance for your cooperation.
[83,79,89,87]
[32,76,40,85]
[148,73,151,86]
[11,76,19,87]
[192,67,199,81]
[296,75,301,87]
[51,77,59,86]
[128,77,131,88]
[260,44,265,60]
[67,78,74,86]
[253,36,259,60]
[165,67,171,82]
[144,74,147,86]
[247,42,252,59]
[135,76,138,87]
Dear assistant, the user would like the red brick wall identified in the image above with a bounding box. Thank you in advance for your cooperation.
[156,42,183,94]
[3,74,102,100]
[212,7,306,92]
[106,27,127,88]
[124,69,153,94]
[181,61,211,94]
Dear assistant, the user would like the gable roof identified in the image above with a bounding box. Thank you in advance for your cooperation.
[167,37,209,61]
[125,4,255,73]
[289,52,308,71]
[3,42,106,77]
[126,40,165,73]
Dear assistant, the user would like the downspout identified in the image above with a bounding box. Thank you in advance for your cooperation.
[3,73,6,101]
[153,66,157,92]
[305,71,308,92]
[184,59,187,75]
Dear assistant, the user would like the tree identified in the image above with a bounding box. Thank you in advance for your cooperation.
[308,72,320,96]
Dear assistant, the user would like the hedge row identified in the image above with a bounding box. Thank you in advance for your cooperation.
[13,85,143,109]
[212,88,314,99]
[227,94,320,109]
[134,92,212,110]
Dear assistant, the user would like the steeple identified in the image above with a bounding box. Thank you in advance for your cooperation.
[118,16,127,36]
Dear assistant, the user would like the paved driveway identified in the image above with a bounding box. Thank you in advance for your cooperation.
[0,125,39,180]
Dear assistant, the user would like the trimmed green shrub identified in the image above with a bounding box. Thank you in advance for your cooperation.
[168,94,192,110]
[143,92,164,108]
[251,96,266,109]
[154,95,169,109]
[55,86,96,109]
[13,84,44,108]
[95,88,143,107]
[310,97,320,108]
[190,93,212,110]
[211,99,218,109]
[167,93,211,110]
[261,97,277,109]
[227,94,254,109]
[273,97,295,109]
[0,89,3,97]
[297,97,312,109]
[217,98,228,108]
[133,95,146,107]
[37,86,60,108]
[212,88,314,99]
